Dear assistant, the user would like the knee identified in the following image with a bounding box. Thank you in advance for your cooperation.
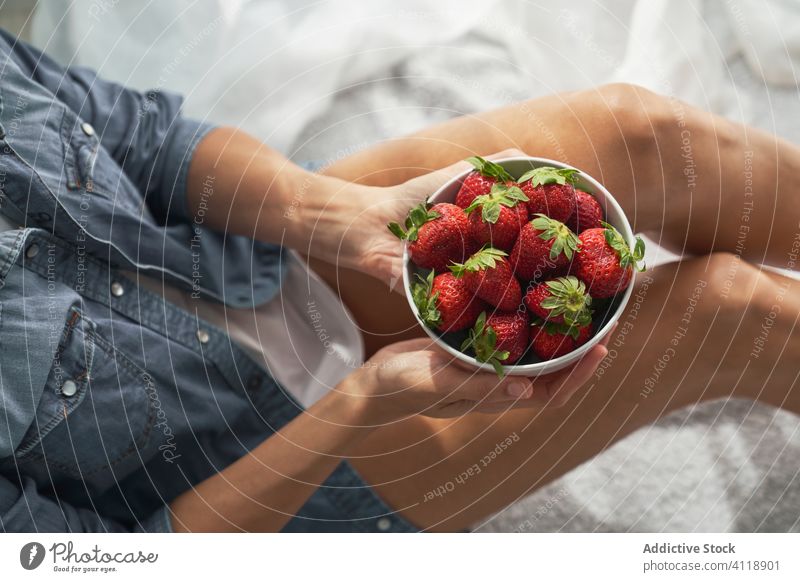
[701,252,772,318]
[650,253,769,349]
[593,83,735,158]
[564,83,674,181]
[593,83,671,145]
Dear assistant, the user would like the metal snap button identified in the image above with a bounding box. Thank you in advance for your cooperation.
[25,244,39,259]
[61,380,78,397]
[376,517,392,531]
[81,122,95,137]
[110,281,124,297]
[196,329,210,344]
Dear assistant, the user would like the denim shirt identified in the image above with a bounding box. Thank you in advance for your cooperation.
[0,31,335,532]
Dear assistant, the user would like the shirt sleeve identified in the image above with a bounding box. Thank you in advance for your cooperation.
[0,29,216,224]
[0,475,173,533]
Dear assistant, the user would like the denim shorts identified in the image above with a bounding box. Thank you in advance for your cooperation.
[283,460,419,533]
[280,394,419,532]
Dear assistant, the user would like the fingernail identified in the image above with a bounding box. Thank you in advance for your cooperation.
[506,381,530,398]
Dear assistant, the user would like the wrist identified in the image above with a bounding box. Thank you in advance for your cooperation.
[313,375,375,422]
[281,167,372,266]
[333,367,406,426]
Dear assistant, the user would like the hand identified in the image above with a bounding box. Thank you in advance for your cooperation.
[337,335,610,424]
[346,149,527,289]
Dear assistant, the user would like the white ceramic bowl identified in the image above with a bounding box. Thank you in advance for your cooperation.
[402,156,636,376]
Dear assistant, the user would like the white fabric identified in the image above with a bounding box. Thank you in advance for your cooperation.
[32,0,800,150]
[32,0,493,154]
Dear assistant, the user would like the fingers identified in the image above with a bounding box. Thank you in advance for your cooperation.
[439,366,534,403]
[446,321,615,406]
[597,323,617,347]
[376,323,611,417]
[424,347,529,402]
[369,340,527,404]
[467,343,608,415]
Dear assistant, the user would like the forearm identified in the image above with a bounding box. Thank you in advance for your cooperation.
[169,387,376,532]
[186,127,371,265]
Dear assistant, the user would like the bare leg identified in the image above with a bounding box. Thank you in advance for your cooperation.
[348,254,800,531]
[325,83,800,269]
[309,84,800,530]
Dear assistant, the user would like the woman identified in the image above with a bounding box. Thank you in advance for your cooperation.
[0,28,605,533]
[0,29,797,532]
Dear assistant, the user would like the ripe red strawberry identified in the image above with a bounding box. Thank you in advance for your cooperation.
[450,247,522,311]
[567,190,604,233]
[509,214,580,281]
[518,166,578,222]
[411,271,488,332]
[530,321,593,360]
[573,223,646,298]
[465,183,529,251]
[388,201,470,272]
[524,276,593,327]
[462,311,529,375]
[455,156,515,208]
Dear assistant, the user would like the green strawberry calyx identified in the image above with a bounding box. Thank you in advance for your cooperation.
[464,183,529,224]
[449,246,507,278]
[461,311,509,377]
[387,200,440,242]
[601,221,647,272]
[465,156,515,182]
[517,166,579,187]
[540,276,593,327]
[531,318,585,341]
[411,271,442,329]
[531,214,581,261]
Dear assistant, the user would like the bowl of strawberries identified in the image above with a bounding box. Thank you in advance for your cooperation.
[388,156,645,376]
